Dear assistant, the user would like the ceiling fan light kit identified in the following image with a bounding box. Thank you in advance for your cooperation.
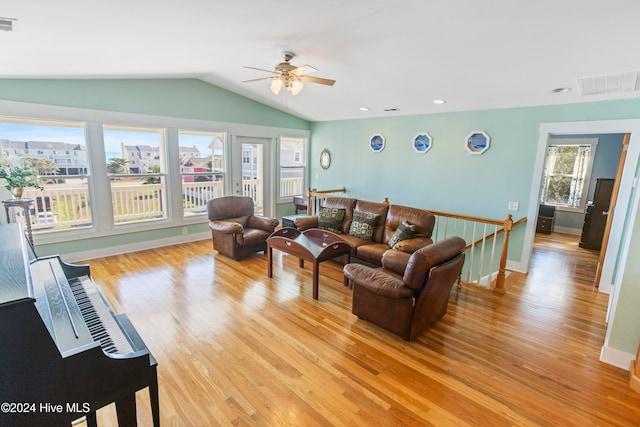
[244,51,335,97]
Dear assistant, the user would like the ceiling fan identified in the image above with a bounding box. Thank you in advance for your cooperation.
[243,51,336,96]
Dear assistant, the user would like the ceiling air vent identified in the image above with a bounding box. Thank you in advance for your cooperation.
[0,18,15,31]
[578,71,639,96]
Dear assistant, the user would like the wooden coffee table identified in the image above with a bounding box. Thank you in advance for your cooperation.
[267,228,351,299]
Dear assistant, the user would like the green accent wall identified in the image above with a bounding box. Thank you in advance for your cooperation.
[609,194,640,354]
[0,78,309,130]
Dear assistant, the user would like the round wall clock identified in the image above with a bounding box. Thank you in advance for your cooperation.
[320,149,331,169]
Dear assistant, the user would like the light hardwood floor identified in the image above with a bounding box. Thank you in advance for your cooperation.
[77,233,640,426]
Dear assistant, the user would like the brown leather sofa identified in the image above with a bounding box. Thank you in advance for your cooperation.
[207,196,279,260]
[294,197,436,267]
[344,236,466,340]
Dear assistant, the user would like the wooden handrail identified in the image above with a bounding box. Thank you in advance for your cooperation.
[305,187,347,214]
[464,215,526,250]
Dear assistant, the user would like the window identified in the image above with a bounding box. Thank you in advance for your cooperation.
[104,125,167,224]
[0,117,92,233]
[540,139,598,210]
[279,137,306,200]
[178,130,225,217]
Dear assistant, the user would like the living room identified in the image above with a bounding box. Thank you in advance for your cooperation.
[1,1,640,425]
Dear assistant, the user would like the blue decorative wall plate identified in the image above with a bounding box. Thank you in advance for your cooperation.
[465,131,490,154]
[413,133,432,154]
[370,134,385,152]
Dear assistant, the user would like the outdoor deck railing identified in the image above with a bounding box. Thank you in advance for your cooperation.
[20,178,267,230]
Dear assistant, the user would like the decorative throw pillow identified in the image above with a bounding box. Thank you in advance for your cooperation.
[318,207,346,233]
[388,220,416,248]
[348,210,380,241]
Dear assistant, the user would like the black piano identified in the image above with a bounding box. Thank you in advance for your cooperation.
[0,223,159,426]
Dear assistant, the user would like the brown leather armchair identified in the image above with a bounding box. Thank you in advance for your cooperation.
[207,196,279,260]
[344,236,465,341]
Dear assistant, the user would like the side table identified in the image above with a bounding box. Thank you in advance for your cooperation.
[2,198,35,246]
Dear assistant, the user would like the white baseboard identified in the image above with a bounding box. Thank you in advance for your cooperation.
[61,232,211,262]
[600,345,635,371]
[506,260,527,274]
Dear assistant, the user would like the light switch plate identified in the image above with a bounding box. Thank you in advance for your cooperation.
[508,201,519,211]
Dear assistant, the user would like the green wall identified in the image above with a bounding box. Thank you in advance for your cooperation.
[609,192,640,354]
[0,78,309,130]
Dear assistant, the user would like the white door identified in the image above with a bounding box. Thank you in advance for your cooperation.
[231,136,273,216]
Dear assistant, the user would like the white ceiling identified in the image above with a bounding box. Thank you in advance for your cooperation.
[2,0,640,122]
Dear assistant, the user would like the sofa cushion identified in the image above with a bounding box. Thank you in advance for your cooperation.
[323,197,357,234]
[349,210,380,241]
[388,220,416,248]
[355,243,389,265]
[354,200,389,242]
[318,207,345,233]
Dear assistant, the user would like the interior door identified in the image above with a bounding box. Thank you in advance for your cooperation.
[595,133,629,286]
[231,136,272,216]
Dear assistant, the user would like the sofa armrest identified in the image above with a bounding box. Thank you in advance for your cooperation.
[344,264,414,299]
[248,215,279,232]
[393,237,433,253]
[294,216,319,230]
[209,220,243,234]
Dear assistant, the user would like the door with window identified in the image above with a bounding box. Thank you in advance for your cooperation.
[232,137,272,216]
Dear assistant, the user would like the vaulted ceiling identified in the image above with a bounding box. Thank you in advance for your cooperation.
[2,0,640,122]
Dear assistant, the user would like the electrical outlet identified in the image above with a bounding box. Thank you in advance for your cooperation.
[182,227,188,235]
[508,201,519,211]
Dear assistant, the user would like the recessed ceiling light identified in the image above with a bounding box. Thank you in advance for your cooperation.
[359,107,369,111]
[433,99,446,104]
[552,87,571,94]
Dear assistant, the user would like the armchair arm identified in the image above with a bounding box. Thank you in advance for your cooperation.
[209,220,243,234]
[248,215,279,232]
[392,237,433,253]
[343,264,415,299]
[381,250,412,276]
[294,216,319,230]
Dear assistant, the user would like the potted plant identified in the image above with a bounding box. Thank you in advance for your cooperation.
[0,156,43,199]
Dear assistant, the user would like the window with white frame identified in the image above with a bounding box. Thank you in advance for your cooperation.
[279,137,306,200]
[178,130,225,217]
[540,139,598,210]
[0,117,92,232]
[104,125,167,224]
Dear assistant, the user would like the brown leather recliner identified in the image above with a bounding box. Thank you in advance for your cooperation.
[344,236,466,341]
[207,196,279,260]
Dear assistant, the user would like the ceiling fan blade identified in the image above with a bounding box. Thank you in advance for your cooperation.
[293,64,317,75]
[242,77,273,83]
[243,66,276,73]
[300,75,336,86]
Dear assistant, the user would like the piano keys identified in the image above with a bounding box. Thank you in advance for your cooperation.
[0,223,159,426]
